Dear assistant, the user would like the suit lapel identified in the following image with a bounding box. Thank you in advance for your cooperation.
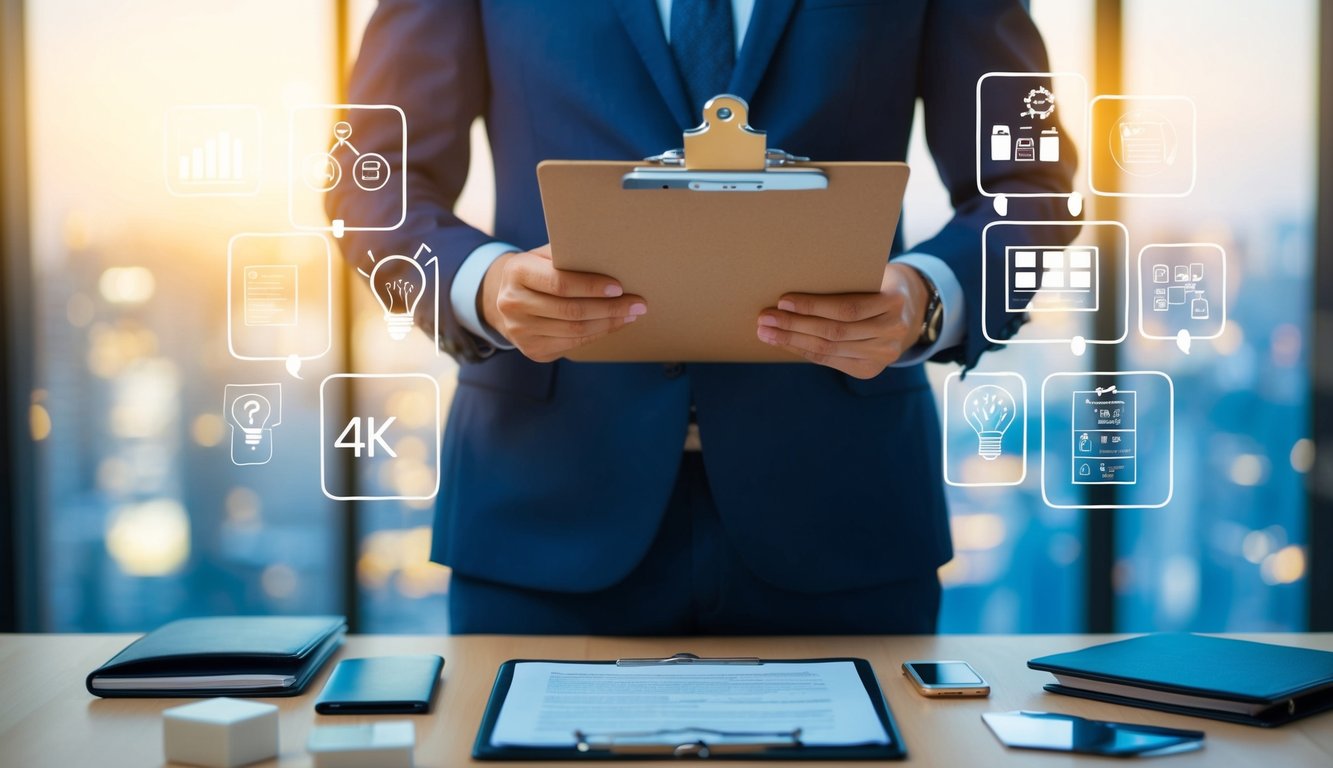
[728,0,798,104]
[612,0,696,129]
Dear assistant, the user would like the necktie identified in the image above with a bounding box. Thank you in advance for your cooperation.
[669,0,735,118]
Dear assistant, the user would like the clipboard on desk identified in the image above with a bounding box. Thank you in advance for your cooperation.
[538,94,910,362]
[472,653,906,760]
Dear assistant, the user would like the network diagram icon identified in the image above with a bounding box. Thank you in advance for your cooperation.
[288,104,406,238]
[302,120,391,194]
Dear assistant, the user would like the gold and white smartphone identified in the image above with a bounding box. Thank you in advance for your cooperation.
[902,660,991,697]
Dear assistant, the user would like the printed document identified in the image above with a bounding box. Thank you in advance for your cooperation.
[490,661,889,748]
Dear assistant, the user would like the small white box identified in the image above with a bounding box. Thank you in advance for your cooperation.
[1069,249,1093,269]
[163,697,279,768]
[1042,250,1064,269]
[1013,250,1037,268]
[1070,271,1092,288]
[1043,270,1065,288]
[308,721,414,768]
[1013,272,1037,289]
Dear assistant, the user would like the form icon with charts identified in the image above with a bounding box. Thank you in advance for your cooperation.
[1073,386,1136,485]
[164,105,261,196]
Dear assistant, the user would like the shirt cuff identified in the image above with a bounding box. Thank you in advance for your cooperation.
[890,252,965,367]
[450,241,520,350]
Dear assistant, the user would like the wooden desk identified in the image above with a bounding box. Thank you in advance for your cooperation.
[1,633,1331,767]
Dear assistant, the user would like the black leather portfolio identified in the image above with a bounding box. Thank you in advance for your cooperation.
[86,615,346,698]
[1029,633,1333,727]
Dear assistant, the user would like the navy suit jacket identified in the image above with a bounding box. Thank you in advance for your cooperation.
[330,0,1075,595]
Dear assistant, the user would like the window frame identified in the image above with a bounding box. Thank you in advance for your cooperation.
[1311,0,1333,632]
[1,0,38,632]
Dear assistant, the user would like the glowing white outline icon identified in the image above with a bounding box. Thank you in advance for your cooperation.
[227,232,333,378]
[224,383,282,466]
[288,104,407,239]
[358,243,438,346]
[1137,243,1227,354]
[1089,95,1198,198]
[975,72,1088,217]
[164,105,262,197]
[982,220,1129,356]
[319,373,441,502]
[1040,371,1174,510]
[943,370,1028,487]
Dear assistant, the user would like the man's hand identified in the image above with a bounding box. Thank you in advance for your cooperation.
[756,263,929,380]
[480,244,647,363]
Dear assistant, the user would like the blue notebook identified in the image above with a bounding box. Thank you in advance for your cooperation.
[1029,633,1333,727]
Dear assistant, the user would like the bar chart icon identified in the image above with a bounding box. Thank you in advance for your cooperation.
[165,105,261,196]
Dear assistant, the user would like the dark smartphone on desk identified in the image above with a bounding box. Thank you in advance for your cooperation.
[314,655,444,714]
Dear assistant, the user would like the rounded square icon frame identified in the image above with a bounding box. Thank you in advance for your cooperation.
[980,220,1130,348]
[1137,242,1227,344]
[287,104,408,235]
[1088,95,1198,198]
[318,373,442,502]
[226,232,333,363]
[942,370,1028,487]
[1040,370,1174,510]
[974,71,1088,201]
[164,105,263,197]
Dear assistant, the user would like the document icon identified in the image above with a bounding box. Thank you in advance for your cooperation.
[243,265,298,327]
[1119,121,1167,165]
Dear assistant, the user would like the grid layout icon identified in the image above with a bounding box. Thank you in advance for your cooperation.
[1006,245,1100,313]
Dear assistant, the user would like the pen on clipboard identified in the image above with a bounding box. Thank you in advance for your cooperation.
[574,727,803,757]
[615,652,762,666]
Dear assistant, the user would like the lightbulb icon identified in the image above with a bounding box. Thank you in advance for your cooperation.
[369,255,427,341]
[230,394,272,450]
[963,384,1016,461]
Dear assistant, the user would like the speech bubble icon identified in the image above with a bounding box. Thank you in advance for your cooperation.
[1070,335,1087,357]
[1176,328,1192,355]
[285,354,303,379]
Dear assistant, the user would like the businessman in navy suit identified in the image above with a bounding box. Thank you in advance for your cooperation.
[330,0,1075,634]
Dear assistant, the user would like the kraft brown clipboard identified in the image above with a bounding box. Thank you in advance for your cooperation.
[538,94,910,362]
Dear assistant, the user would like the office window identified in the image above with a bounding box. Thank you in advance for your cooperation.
[24,1,347,630]
[4,0,1321,635]
[1113,0,1314,631]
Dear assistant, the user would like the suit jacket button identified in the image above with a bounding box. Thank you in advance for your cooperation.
[663,363,685,379]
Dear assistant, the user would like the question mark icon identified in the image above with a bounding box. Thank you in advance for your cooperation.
[244,399,261,425]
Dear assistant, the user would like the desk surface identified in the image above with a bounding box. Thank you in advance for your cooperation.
[1,633,1331,767]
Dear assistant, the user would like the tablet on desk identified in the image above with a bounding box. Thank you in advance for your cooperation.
[472,655,906,760]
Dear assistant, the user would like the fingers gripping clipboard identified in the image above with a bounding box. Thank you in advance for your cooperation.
[538,95,910,362]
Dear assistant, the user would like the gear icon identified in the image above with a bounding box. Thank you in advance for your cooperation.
[1022,86,1056,120]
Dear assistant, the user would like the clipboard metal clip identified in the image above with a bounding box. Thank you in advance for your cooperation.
[574,727,803,758]
[616,652,762,666]
[643,94,809,170]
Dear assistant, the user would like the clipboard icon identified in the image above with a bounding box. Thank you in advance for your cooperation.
[538,94,910,362]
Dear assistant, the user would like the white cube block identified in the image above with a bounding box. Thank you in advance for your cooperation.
[163,697,280,768]
[308,721,414,768]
